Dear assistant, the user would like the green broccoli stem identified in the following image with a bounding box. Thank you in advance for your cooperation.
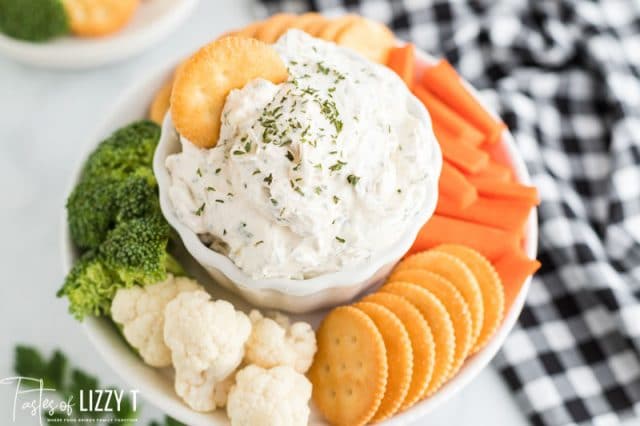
[165,254,185,277]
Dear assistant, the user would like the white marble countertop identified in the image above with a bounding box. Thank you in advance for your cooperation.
[0,1,529,425]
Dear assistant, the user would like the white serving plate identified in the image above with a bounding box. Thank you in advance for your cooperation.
[0,0,198,69]
[60,46,538,425]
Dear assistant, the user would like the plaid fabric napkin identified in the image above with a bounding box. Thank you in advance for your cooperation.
[254,0,640,424]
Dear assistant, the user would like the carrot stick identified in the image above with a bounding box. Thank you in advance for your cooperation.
[482,140,512,166]
[420,60,506,144]
[413,86,485,147]
[468,177,540,205]
[436,195,533,234]
[387,44,415,87]
[408,214,519,260]
[466,160,512,182]
[439,161,477,209]
[436,124,489,173]
[494,251,541,310]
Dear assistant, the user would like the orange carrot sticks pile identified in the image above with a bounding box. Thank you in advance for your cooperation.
[468,160,513,182]
[467,177,539,205]
[408,215,520,261]
[420,60,507,145]
[413,86,485,147]
[387,51,541,309]
[438,161,477,209]
[436,128,489,173]
[494,252,541,309]
[436,195,533,234]
[387,44,415,86]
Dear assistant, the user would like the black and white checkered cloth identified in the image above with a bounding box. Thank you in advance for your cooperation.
[254,1,640,424]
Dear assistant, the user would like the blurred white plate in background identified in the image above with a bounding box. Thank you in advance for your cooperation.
[0,0,199,69]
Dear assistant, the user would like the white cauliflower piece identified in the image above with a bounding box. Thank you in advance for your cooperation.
[227,365,311,426]
[110,275,202,367]
[174,367,236,412]
[245,310,317,373]
[164,290,251,412]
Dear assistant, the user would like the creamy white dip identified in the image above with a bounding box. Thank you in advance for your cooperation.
[166,30,439,279]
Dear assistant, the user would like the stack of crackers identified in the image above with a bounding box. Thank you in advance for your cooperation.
[308,244,505,426]
[225,13,395,64]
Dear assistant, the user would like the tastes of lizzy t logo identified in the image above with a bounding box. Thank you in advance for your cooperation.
[0,376,139,424]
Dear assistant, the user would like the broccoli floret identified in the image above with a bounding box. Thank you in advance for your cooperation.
[66,121,161,250]
[115,168,159,222]
[61,120,186,320]
[57,251,122,320]
[67,176,120,250]
[67,172,159,249]
[81,121,161,180]
[0,0,69,42]
[60,216,184,320]
[99,214,181,287]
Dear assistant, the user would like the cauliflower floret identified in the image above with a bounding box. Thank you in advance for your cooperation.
[174,367,236,412]
[227,365,311,426]
[245,310,317,373]
[164,290,251,411]
[110,275,202,367]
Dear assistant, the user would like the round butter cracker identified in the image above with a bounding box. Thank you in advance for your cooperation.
[63,0,139,37]
[170,36,289,148]
[354,301,413,422]
[335,17,395,63]
[303,15,330,37]
[149,78,173,125]
[381,282,455,398]
[290,12,323,32]
[364,292,435,411]
[318,14,358,41]
[435,244,505,354]
[308,306,387,426]
[394,251,484,348]
[389,269,473,379]
[254,13,297,43]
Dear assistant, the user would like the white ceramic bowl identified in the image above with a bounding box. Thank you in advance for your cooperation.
[62,46,538,426]
[153,102,442,313]
[0,0,198,69]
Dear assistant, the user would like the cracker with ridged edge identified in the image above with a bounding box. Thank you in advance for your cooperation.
[381,282,455,397]
[435,244,505,354]
[170,37,289,148]
[289,12,323,33]
[354,302,413,422]
[318,14,359,41]
[215,29,236,40]
[394,251,484,347]
[335,17,395,63]
[308,306,387,426]
[234,21,262,39]
[304,15,330,37]
[254,13,297,43]
[63,0,139,37]
[389,269,473,379]
[364,292,435,411]
[149,78,173,124]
